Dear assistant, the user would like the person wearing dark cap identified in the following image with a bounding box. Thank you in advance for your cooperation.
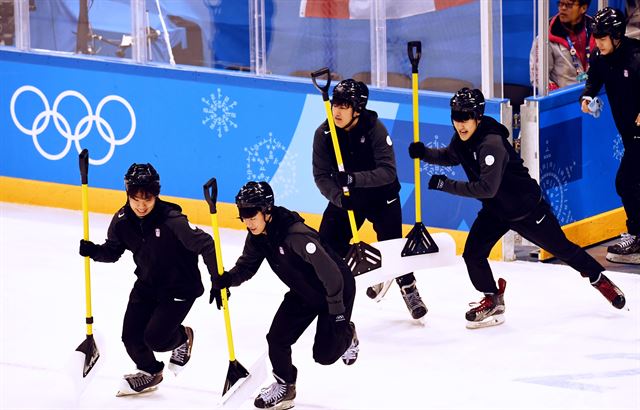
[209,181,358,410]
[78,163,218,396]
[581,7,640,265]
[409,88,626,329]
[312,78,428,320]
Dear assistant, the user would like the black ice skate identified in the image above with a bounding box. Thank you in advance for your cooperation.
[465,278,506,329]
[400,280,427,319]
[606,233,640,265]
[341,322,359,365]
[254,374,296,410]
[116,369,163,397]
[168,326,194,375]
[366,280,394,302]
[591,273,626,309]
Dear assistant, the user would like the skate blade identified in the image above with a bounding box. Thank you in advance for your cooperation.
[272,399,295,410]
[374,280,394,303]
[116,386,158,397]
[466,314,505,329]
[168,362,186,376]
[606,252,640,265]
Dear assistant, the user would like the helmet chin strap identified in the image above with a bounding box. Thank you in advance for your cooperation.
[342,111,360,130]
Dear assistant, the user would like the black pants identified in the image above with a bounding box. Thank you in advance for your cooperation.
[463,199,604,294]
[121,286,194,374]
[266,278,356,384]
[616,143,640,235]
[319,195,416,287]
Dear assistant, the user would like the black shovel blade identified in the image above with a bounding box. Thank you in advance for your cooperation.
[346,242,382,276]
[222,359,250,395]
[402,222,439,256]
[75,334,100,377]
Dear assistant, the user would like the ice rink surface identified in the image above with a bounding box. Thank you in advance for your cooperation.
[1,202,638,410]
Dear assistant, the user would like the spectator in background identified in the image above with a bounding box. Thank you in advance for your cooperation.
[580,7,640,265]
[530,0,595,91]
[624,0,640,39]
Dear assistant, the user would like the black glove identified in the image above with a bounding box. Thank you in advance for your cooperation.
[336,171,355,188]
[428,174,447,191]
[340,194,353,210]
[331,313,348,334]
[408,142,426,159]
[210,288,230,310]
[209,272,232,310]
[79,239,98,257]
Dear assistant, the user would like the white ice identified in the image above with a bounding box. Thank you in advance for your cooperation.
[1,202,638,410]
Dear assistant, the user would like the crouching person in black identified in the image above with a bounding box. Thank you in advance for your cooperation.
[210,181,358,410]
[78,163,217,396]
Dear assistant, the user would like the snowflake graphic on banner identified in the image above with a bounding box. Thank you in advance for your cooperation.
[421,134,456,177]
[613,133,624,162]
[201,88,238,138]
[540,141,575,225]
[245,133,297,199]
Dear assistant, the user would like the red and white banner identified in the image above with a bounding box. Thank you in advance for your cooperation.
[300,0,474,20]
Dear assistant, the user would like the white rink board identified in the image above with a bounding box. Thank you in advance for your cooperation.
[355,233,457,289]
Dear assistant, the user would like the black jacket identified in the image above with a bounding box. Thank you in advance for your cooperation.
[89,199,215,300]
[421,116,542,221]
[582,37,640,147]
[313,109,401,209]
[227,206,353,315]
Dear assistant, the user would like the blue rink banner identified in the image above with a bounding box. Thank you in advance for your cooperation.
[536,86,622,225]
[5,48,620,235]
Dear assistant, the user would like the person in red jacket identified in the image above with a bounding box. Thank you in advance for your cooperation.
[530,0,596,91]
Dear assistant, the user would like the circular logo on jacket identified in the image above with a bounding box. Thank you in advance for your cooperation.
[305,242,317,254]
[484,155,495,166]
[386,135,393,146]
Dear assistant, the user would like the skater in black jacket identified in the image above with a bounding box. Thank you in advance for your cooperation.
[210,181,358,410]
[79,163,218,395]
[409,88,626,329]
[580,7,640,264]
[312,78,428,319]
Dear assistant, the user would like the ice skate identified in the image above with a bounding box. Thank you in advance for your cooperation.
[168,326,194,375]
[400,280,427,319]
[254,374,296,410]
[116,369,163,397]
[366,280,393,302]
[341,322,359,365]
[466,278,506,329]
[606,233,640,265]
[591,273,626,309]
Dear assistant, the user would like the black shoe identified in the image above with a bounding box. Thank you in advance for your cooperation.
[168,326,194,375]
[592,273,626,309]
[400,280,427,319]
[341,322,359,365]
[116,369,163,396]
[254,374,296,410]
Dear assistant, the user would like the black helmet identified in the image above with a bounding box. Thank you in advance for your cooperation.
[592,7,626,40]
[332,79,369,112]
[450,87,485,121]
[124,163,160,196]
[235,181,274,218]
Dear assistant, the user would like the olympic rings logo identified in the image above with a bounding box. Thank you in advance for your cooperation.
[10,85,136,165]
